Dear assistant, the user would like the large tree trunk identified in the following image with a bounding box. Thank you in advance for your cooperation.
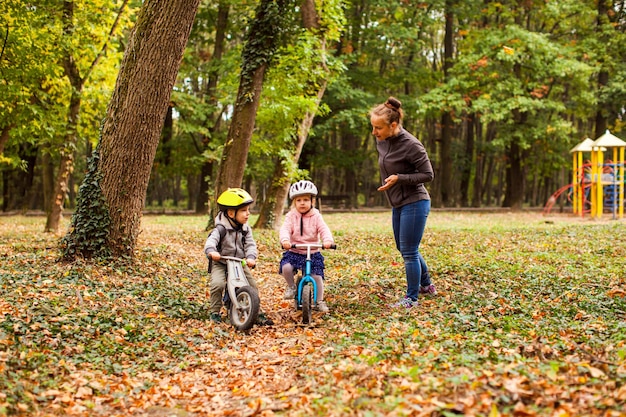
[215,65,266,192]
[99,0,200,256]
[214,0,291,203]
[64,0,200,259]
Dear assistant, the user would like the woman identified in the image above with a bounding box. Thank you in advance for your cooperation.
[370,96,437,309]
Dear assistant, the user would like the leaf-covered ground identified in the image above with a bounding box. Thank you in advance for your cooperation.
[1,212,625,416]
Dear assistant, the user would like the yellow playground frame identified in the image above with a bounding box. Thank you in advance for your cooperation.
[570,130,625,219]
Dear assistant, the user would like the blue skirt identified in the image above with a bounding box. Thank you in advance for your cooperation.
[279,250,326,279]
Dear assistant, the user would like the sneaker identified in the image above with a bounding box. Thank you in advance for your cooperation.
[210,312,222,323]
[256,312,274,326]
[390,297,418,309]
[315,300,329,313]
[420,284,437,295]
[283,285,296,300]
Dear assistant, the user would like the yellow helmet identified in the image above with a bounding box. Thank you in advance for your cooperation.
[217,188,254,211]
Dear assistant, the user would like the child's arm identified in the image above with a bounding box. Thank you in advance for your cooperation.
[244,227,258,266]
[203,228,222,260]
[279,211,294,249]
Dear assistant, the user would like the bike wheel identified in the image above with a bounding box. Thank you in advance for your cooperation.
[301,284,313,324]
[229,286,260,331]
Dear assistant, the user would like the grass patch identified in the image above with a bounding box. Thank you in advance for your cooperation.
[0,212,625,416]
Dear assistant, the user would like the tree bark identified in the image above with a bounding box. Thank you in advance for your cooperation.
[459,112,474,207]
[254,0,329,229]
[214,0,291,201]
[502,141,524,209]
[196,1,229,214]
[0,124,13,155]
[96,0,200,256]
[594,0,610,138]
[439,0,455,207]
[254,83,327,230]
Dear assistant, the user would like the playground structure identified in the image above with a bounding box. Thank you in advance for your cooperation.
[544,130,626,219]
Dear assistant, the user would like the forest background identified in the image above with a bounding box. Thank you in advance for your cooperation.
[2,0,626,231]
[2,1,626,415]
[0,0,626,218]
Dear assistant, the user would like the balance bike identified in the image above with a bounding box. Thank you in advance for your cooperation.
[221,256,260,331]
[291,243,336,324]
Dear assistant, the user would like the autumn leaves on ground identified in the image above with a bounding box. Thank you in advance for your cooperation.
[1,212,625,416]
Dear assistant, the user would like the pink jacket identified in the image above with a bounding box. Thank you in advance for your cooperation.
[279,208,334,255]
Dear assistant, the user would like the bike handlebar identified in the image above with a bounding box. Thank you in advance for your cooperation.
[220,255,244,262]
[290,243,337,250]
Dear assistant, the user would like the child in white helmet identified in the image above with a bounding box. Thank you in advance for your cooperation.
[279,180,335,313]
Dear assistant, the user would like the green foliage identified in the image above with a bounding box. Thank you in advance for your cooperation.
[61,144,111,260]
[239,0,296,97]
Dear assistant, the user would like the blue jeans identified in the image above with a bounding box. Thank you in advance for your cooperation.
[392,199,431,301]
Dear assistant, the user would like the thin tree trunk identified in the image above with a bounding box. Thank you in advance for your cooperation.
[254,82,327,229]
[45,0,129,233]
[471,115,483,207]
[594,0,610,138]
[254,0,329,229]
[0,124,13,155]
[197,1,229,214]
[215,0,291,201]
[45,91,80,232]
[460,112,474,207]
[439,0,455,207]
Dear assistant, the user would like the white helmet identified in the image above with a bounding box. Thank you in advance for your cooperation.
[289,180,318,199]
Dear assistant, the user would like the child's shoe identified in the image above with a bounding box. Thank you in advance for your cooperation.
[419,284,437,295]
[389,297,418,309]
[283,285,296,300]
[210,312,222,323]
[316,300,329,313]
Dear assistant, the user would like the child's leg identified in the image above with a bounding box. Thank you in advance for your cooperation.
[209,264,227,314]
[243,264,258,289]
[281,263,295,287]
[280,263,296,299]
[312,274,329,312]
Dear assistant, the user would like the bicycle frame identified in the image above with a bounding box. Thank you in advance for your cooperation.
[292,244,324,307]
[222,256,250,311]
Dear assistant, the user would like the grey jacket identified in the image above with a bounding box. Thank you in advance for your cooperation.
[203,211,258,264]
[376,128,434,208]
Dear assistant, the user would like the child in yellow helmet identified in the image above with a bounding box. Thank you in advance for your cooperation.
[204,188,272,325]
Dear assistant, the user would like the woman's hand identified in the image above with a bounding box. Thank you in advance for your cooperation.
[378,174,398,191]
